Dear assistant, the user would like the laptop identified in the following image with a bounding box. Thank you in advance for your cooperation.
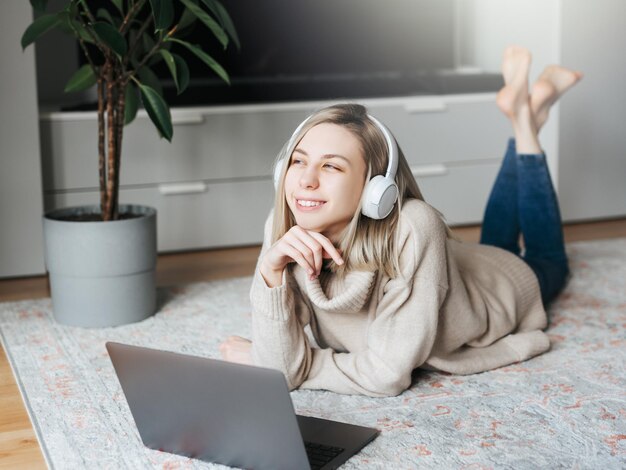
[106,342,379,470]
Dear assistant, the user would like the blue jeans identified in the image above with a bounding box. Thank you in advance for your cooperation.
[480,138,569,307]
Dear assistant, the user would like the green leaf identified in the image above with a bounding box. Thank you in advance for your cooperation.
[160,50,189,94]
[30,0,48,13]
[178,6,197,31]
[55,8,94,43]
[169,38,230,84]
[137,66,163,96]
[159,49,177,88]
[93,22,127,56]
[53,11,73,34]
[178,0,227,49]
[200,0,240,50]
[71,19,96,44]
[148,0,174,31]
[96,8,116,26]
[64,64,97,93]
[172,53,190,94]
[111,0,124,15]
[124,82,139,125]
[21,13,63,49]
[137,82,173,141]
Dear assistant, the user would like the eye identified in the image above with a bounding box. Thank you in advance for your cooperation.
[323,163,340,171]
[290,158,305,166]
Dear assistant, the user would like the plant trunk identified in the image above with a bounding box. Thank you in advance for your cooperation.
[97,59,127,222]
[97,77,106,215]
[112,77,126,220]
[105,58,116,221]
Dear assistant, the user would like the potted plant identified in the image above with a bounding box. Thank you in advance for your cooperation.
[22,0,239,327]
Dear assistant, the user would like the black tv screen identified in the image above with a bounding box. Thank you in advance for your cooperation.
[166,0,456,104]
[79,0,479,105]
[192,0,455,78]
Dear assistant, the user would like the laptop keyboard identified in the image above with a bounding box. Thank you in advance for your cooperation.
[304,441,345,470]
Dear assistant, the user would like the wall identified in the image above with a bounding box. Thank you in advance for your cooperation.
[0,3,45,277]
[455,0,561,188]
[456,0,560,80]
[558,0,626,221]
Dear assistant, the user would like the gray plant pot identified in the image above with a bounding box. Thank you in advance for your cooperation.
[43,204,157,328]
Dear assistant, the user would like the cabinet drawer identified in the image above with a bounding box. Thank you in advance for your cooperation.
[40,97,509,193]
[367,95,511,166]
[413,161,500,225]
[44,160,499,253]
[40,106,316,191]
[44,179,274,252]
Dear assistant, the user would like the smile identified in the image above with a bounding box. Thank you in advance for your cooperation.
[296,199,326,209]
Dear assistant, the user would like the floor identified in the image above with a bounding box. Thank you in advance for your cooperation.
[1,218,625,469]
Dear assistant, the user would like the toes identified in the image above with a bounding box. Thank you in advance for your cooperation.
[538,65,583,92]
[501,46,532,85]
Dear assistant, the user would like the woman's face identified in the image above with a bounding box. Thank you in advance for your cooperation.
[284,123,368,242]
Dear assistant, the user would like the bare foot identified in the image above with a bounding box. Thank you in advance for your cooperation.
[496,46,541,154]
[496,46,533,122]
[531,65,583,131]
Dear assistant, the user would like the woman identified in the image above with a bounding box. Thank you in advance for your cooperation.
[219,46,582,397]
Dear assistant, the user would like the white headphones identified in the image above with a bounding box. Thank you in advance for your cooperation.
[273,113,399,220]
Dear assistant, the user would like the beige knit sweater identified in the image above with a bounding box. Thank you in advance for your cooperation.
[250,199,550,397]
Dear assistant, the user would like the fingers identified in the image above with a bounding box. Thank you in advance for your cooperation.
[263,226,345,280]
[219,336,253,365]
[286,227,345,279]
[307,231,344,265]
[283,228,322,277]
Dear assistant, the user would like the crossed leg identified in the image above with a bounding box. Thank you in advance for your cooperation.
[481,46,582,305]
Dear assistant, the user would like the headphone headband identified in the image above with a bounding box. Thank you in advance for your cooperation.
[366,114,399,180]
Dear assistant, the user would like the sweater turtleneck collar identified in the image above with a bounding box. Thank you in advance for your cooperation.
[292,266,377,313]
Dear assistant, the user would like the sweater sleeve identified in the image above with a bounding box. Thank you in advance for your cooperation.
[298,204,450,397]
[249,212,315,389]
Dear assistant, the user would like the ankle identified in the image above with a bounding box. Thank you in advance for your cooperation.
[512,102,534,122]
[513,122,541,155]
[515,137,542,155]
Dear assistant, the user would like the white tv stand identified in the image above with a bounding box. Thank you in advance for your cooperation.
[40,94,554,253]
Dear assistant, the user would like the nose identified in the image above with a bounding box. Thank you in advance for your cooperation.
[299,166,319,189]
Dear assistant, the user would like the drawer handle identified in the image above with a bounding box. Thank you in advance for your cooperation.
[159,182,207,195]
[404,99,447,114]
[411,164,448,177]
[171,113,205,125]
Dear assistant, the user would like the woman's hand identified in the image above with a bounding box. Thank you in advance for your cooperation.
[219,335,253,365]
[259,226,344,287]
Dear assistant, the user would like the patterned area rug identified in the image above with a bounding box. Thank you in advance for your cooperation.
[1,238,625,469]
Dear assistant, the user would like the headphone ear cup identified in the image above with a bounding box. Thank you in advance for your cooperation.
[273,159,285,190]
[361,175,399,219]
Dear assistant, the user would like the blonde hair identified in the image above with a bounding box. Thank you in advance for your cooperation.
[272,103,446,278]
